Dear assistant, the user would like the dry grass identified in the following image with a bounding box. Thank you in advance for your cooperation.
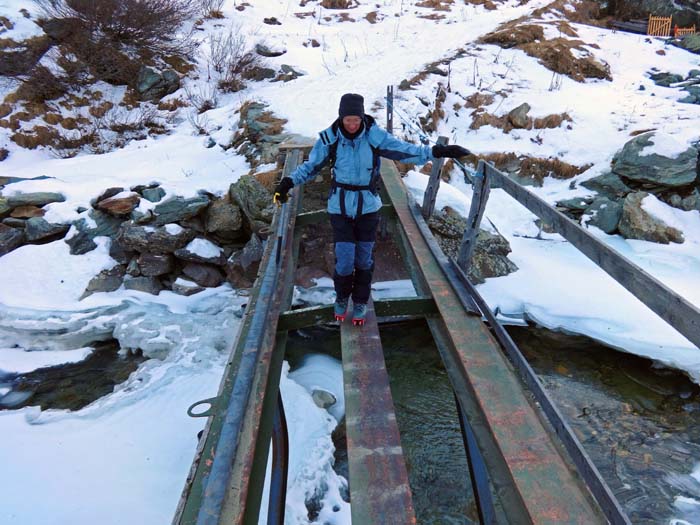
[520,157,591,183]
[254,169,281,191]
[465,0,498,10]
[533,112,572,129]
[157,98,188,111]
[0,103,11,119]
[480,24,545,48]
[477,153,589,185]
[464,92,495,109]
[521,39,611,81]
[321,0,353,8]
[416,0,454,11]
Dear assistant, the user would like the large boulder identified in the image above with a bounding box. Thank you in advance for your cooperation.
[81,265,126,298]
[0,224,25,256]
[6,192,65,208]
[182,262,225,287]
[225,234,264,287]
[117,223,196,254]
[618,192,684,244]
[428,207,518,284]
[174,238,225,265]
[580,172,633,200]
[229,175,275,233]
[507,103,531,129]
[123,275,163,295]
[24,217,70,242]
[65,210,124,255]
[152,195,210,227]
[96,192,140,216]
[674,34,700,54]
[611,132,698,190]
[585,197,623,234]
[136,67,180,101]
[137,252,174,276]
[205,197,244,241]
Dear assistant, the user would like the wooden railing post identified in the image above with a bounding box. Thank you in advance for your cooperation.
[457,160,491,273]
[386,85,394,135]
[421,136,448,220]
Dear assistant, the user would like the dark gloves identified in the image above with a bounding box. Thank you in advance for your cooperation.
[432,144,471,159]
[273,177,294,205]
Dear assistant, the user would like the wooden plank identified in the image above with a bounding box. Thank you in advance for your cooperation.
[277,296,437,331]
[340,299,416,525]
[457,160,491,272]
[421,136,448,219]
[381,159,606,524]
[481,161,700,351]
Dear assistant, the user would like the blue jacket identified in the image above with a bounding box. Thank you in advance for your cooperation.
[289,115,433,218]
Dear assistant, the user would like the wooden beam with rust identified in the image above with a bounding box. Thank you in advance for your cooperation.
[340,299,416,525]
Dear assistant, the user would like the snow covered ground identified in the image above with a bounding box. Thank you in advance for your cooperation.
[1,0,700,523]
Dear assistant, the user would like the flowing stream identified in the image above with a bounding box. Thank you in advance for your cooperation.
[287,321,700,525]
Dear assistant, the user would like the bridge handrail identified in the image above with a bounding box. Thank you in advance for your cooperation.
[475,159,700,351]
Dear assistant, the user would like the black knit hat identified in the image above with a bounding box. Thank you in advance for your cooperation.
[338,93,364,118]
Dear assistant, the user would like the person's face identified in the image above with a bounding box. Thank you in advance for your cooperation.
[342,116,362,134]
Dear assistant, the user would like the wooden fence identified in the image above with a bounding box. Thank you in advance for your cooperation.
[676,25,697,37]
[648,15,672,36]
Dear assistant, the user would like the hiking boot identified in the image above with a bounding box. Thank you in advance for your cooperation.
[352,303,367,326]
[334,298,349,321]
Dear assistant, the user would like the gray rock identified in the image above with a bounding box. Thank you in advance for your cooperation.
[255,43,286,57]
[137,252,174,276]
[277,64,304,81]
[141,187,166,203]
[585,197,622,234]
[580,172,633,199]
[65,210,124,255]
[688,69,700,78]
[612,132,698,189]
[242,66,277,81]
[6,192,65,208]
[152,195,210,227]
[174,237,225,265]
[311,389,337,409]
[0,198,10,216]
[182,262,224,287]
[427,207,518,284]
[507,102,531,129]
[109,238,136,265]
[126,258,141,276]
[225,234,264,287]
[117,223,196,254]
[81,265,126,298]
[469,229,519,284]
[229,176,274,231]
[681,192,699,211]
[675,34,700,54]
[2,218,25,228]
[136,66,180,101]
[205,198,243,240]
[649,72,684,87]
[24,217,70,242]
[556,197,594,212]
[123,275,163,295]
[0,223,25,256]
[618,192,684,244]
[172,278,205,296]
[94,187,124,204]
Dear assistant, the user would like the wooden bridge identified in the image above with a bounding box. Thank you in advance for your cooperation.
[171,140,700,525]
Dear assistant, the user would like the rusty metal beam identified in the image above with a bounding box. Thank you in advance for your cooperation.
[340,299,416,525]
[174,150,303,525]
[381,159,606,524]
